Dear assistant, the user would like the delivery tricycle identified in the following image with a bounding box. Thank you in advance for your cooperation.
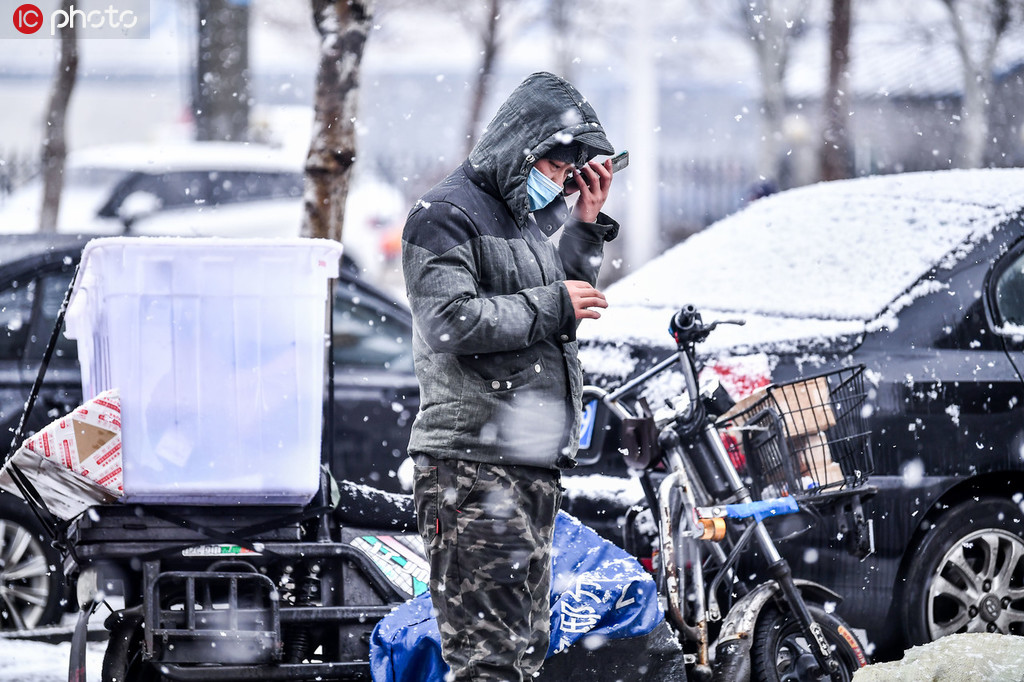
[64,478,423,681]
[1,237,424,681]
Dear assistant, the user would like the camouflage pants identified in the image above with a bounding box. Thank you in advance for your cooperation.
[412,455,562,682]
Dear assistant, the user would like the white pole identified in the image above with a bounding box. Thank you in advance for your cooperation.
[626,0,659,273]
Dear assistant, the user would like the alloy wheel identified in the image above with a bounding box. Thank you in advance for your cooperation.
[926,528,1024,639]
[0,517,54,630]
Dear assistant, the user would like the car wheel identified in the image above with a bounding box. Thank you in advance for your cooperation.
[0,492,65,630]
[901,498,1024,645]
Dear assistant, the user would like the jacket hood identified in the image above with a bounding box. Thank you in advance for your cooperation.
[467,72,614,227]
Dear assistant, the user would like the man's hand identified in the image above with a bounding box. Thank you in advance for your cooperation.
[564,280,608,320]
[567,158,613,223]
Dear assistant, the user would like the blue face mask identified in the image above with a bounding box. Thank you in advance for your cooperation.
[526,167,563,212]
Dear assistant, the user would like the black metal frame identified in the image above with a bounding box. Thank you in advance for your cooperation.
[67,500,408,680]
[721,365,874,500]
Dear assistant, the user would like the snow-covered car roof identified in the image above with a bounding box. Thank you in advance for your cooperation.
[581,168,1024,355]
[67,141,303,174]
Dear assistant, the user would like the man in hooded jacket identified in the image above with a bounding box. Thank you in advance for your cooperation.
[401,72,619,680]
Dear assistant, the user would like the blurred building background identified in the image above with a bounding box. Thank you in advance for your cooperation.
[1,0,1023,287]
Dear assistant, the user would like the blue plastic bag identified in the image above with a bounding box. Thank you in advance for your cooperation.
[369,511,663,682]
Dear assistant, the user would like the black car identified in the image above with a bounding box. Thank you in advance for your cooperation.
[577,168,1024,658]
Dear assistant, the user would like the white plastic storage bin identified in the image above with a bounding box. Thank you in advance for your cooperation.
[65,237,344,505]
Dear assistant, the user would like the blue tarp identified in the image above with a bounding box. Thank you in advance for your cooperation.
[369,511,664,682]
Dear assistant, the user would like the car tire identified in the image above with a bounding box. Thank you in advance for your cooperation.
[901,497,1024,646]
[0,491,65,630]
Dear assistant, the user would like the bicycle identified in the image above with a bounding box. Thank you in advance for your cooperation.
[580,304,875,681]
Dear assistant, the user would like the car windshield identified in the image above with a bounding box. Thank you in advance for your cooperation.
[608,168,1024,322]
[65,167,128,195]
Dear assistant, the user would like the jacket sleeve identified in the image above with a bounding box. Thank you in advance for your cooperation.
[402,202,576,356]
[558,212,619,285]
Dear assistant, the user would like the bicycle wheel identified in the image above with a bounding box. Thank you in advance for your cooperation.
[750,603,867,682]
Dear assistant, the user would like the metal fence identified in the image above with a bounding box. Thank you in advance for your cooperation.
[658,156,757,242]
[1,148,757,246]
[0,149,39,201]
[371,153,759,248]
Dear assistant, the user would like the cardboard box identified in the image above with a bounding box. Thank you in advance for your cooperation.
[0,447,119,520]
[718,388,771,427]
[0,389,122,520]
[22,389,123,495]
[794,431,845,488]
[720,376,836,438]
[773,376,836,437]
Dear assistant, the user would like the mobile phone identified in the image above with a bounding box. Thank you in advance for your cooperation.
[564,150,629,194]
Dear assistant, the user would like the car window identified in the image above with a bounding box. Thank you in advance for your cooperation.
[995,253,1024,328]
[65,167,129,195]
[332,281,412,373]
[125,172,209,210]
[25,272,78,363]
[208,172,304,205]
[0,279,34,360]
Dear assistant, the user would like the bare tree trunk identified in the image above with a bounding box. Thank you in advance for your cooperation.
[820,0,852,181]
[943,0,1012,168]
[195,0,250,142]
[304,0,374,241]
[463,0,501,156]
[741,0,807,185]
[550,0,574,81]
[38,0,78,234]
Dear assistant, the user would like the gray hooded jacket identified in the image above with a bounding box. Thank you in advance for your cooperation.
[401,72,618,470]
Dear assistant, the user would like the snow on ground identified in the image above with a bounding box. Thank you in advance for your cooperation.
[0,637,105,682]
[854,632,1024,682]
[5,630,1024,681]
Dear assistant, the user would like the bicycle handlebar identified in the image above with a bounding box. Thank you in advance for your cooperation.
[603,305,746,416]
[669,305,745,346]
[697,497,800,524]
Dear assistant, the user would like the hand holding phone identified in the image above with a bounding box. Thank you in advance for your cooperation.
[564,150,629,195]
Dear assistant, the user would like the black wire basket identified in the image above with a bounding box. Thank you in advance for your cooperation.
[716,365,873,500]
